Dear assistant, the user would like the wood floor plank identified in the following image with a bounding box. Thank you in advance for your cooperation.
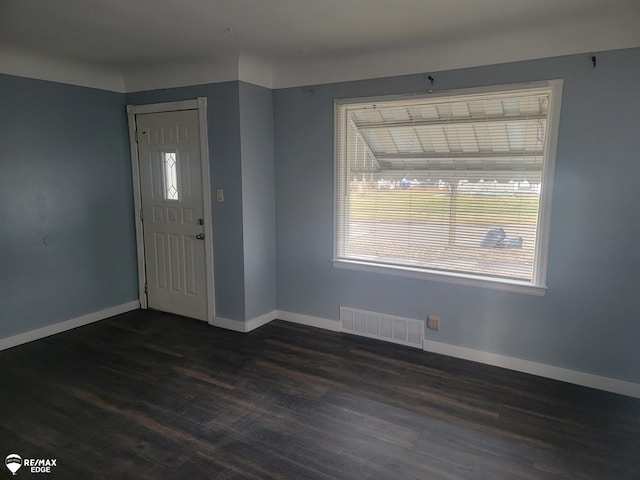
[1,311,639,479]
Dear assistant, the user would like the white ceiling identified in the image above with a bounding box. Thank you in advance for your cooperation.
[1,0,638,92]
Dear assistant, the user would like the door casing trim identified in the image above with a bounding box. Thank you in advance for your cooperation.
[126,98,216,322]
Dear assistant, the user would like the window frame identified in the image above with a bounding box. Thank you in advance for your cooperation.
[332,80,563,296]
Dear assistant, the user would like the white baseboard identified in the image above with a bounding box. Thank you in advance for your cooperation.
[211,310,340,333]
[211,317,247,332]
[193,305,640,398]
[211,310,277,333]
[422,339,640,399]
[275,309,640,399]
[3,300,637,397]
[0,300,140,351]
[275,310,341,332]
[247,310,277,331]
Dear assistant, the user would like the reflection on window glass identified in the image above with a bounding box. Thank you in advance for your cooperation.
[163,152,178,200]
[334,81,562,288]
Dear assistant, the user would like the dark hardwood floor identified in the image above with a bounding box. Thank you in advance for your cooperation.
[1,309,639,479]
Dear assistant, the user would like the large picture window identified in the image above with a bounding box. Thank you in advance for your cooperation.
[334,81,562,294]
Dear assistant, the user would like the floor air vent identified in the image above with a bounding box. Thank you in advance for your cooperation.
[340,307,424,349]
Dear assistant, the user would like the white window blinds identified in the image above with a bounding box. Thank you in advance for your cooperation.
[334,82,562,288]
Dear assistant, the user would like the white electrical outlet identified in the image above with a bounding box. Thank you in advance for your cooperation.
[427,315,440,331]
[216,189,224,202]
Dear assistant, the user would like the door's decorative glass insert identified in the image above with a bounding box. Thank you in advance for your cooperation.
[163,152,179,200]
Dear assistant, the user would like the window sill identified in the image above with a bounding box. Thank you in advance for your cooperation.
[331,258,547,296]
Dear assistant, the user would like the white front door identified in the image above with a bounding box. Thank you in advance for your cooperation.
[136,109,208,321]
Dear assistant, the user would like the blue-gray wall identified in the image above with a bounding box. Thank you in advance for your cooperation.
[239,82,276,320]
[0,74,138,338]
[127,83,247,321]
[3,48,638,386]
[274,48,640,383]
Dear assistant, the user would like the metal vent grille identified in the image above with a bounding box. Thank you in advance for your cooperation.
[340,306,424,349]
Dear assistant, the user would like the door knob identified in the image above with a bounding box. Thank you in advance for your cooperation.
[195,233,205,240]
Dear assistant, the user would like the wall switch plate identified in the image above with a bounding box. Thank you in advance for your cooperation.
[216,189,224,202]
[427,315,440,331]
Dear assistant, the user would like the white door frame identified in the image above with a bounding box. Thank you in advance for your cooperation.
[126,98,216,322]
